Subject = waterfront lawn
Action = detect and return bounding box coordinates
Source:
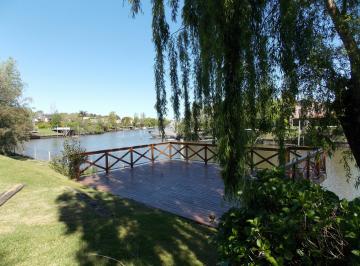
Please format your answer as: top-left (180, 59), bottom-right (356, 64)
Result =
top-left (35, 128), bottom-right (60, 136)
top-left (0, 155), bottom-right (217, 265)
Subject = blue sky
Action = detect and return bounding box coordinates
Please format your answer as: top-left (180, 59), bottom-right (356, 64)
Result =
top-left (0, 0), bottom-right (174, 117)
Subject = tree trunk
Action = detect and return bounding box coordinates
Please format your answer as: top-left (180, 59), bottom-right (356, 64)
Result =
top-left (325, 0), bottom-right (360, 167)
top-left (338, 84), bottom-right (360, 168)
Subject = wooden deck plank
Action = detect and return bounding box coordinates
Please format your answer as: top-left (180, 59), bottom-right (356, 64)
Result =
top-left (79, 161), bottom-right (232, 226)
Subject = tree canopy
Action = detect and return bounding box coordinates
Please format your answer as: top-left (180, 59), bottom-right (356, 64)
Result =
top-left (0, 58), bottom-right (32, 154)
top-left (129, 0), bottom-right (360, 195)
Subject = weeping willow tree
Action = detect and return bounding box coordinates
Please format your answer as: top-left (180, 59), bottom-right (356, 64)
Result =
top-left (129, 0), bottom-right (360, 196)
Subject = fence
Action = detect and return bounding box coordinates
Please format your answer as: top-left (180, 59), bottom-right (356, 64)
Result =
top-left (79, 142), bottom-right (216, 176)
top-left (78, 141), bottom-right (326, 181)
top-left (285, 148), bottom-right (326, 182)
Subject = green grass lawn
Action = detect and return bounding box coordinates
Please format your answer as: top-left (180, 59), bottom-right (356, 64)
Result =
top-left (0, 155), bottom-right (217, 265)
top-left (35, 128), bottom-right (60, 136)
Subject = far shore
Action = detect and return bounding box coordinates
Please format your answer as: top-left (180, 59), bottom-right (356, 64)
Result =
top-left (30, 127), bottom-right (156, 140)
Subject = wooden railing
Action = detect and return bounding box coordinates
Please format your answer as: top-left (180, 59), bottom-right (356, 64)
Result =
top-left (78, 142), bottom-right (326, 181)
top-left (285, 148), bottom-right (326, 182)
top-left (78, 142), bottom-right (217, 176)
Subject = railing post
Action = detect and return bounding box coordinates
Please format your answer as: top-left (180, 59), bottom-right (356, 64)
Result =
top-left (292, 163), bottom-right (296, 179)
top-left (169, 143), bottom-right (172, 159)
top-left (205, 145), bottom-right (208, 165)
top-left (105, 152), bottom-right (109, 174)
top-left (151, 144), bottom-right (154, 163)
top-left (185, 144), bottom-right (189, 162)
top-left (130, 147), bottom-right (134, 168)
top-left (285, 148), bottom-right (290, 164)
top-left (315, 153), bottom-right (321, 177)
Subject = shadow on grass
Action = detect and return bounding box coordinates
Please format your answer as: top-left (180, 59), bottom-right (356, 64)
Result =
top-left (56, 188), bottom-right (217, 265)
top-left (8, 153), bottom-right (32, 161)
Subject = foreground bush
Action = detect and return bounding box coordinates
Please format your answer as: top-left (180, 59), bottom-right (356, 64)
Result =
top-left (50, 138), bottom-right (87, 179)
top-left (217, 170), bottom-right (360, 265)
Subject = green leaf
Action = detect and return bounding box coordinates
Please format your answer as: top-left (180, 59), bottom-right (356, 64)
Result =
top-left (351, 250), bottom-right (360, 256)
top-left (264, 251), bottom-right (279, 266)
top-left (256, 239), bottom-right (262, 248)
top-left (345, 232), bottom-right (357, 239)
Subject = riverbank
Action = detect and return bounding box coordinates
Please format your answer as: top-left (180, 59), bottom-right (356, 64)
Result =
top-left (0, 155), bottom-right (217, 265)
top-left (30, 127), bottom-right (156, 139)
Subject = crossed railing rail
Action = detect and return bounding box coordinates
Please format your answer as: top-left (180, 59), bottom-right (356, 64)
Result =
top-left (285, 148), bottom-right (326, 182)
top-left (78, 142), bottom-right (217, 176)
top-left (78, 141), bottom-right (326, 181)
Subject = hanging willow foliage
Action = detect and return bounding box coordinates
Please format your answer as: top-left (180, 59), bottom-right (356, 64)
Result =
top-left (151, 0), bottom-right (169, 139)
top-left (167, 38), bottom-right (181, 122)
top-left (130, 0), bottom-right (360, 196)
top-left (177, 30), bottom-right (192, 140)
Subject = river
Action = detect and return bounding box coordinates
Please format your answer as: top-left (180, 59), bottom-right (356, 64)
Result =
top-left (19, 130), bottom-right (161, 161)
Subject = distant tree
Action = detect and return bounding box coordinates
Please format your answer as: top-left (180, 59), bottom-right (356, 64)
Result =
top-left (0, 58), bottom-right (32, 154)
top-left (96, 119), bottom-right (108, 132)
top-left (140, 112), bottom-right (146, 127)
top-left (143, 117), bottom-right (157, 127)
top-left (78, 110), bottom-right (88, 119)
top-left (121, 117), bottom-right (133, 127)
top-left (36, 121), bottom-right (50, 129)
top-left (50, 112), bottom-right (63, 128)
top-left (108, 111), bottom-right (118, 129)
top-left (133, 113), bottom-right (139, 127)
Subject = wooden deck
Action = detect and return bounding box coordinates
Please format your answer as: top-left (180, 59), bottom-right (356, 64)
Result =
top-left (78, 142), bottom-right (325, 226)
top-left (79, 160), bottom-right (232, 226)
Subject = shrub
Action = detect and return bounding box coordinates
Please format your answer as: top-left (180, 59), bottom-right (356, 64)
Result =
top-left (339, 198), bottom-right (360, 265)
top-left (217, 170), bottom-right (360, 265)
top-left (50, 138), bottom-right (87, 179)
top-left (36, 122), bottom-right (49, 129)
